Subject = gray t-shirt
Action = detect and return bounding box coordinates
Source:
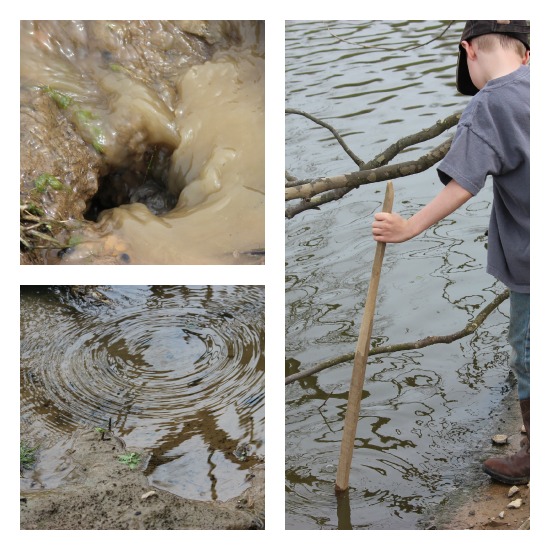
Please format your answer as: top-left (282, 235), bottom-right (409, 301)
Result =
top-left (437, 65), bottom-right (530, 293)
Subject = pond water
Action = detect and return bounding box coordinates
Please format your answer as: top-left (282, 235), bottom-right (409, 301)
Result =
top-left (285, 20), bottom-right (515, 529)
top-left (20, 285), bottom-right (264, 502)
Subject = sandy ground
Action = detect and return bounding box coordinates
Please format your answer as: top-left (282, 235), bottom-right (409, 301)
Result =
top-left (442, 477), bottom-right (529, 530)
top-left (436, 396), bottom-right (530, 530)
top-left (20, 429), bottom-right (264, 530)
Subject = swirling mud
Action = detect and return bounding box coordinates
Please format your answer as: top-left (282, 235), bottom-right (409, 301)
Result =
top-left (20, 21), bottom-right (264, 265)
top-left (20, 286), bottom-right (265, 526)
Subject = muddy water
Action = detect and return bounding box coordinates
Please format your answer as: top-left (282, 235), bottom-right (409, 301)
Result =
top-left (20, 286), bottom-right (264, 502)
top-left (20, 21), bottom-right (264, 264)
top-left (286, 21), bottom-right (515, 529)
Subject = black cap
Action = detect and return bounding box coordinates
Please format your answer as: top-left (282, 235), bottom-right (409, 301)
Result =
top-left (456, 20), bottom-right (530, 95)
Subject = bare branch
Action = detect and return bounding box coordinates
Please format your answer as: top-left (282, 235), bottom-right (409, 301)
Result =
top-left (286, 136), bottom-right (453, 202)
top-left (367, 112), bottom-right (461, 168)
top-left (326, 20), bottom-right (456, 52)
top-left (285, 111), bottom-right (461, 218)
top-left (285, 188), bottom-right (350, 218)
top-left (285, 108), bottom-right (365, 169)
top-left (285, 171), bottom-right (298, 182)
top-left (285, 290), bottom-right (510, 385)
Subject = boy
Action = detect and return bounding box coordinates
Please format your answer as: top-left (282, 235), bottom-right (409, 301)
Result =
top-left (372, 21), bottom-right (530, 484)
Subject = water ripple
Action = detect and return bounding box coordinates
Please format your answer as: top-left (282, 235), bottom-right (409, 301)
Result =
top-left (21, 285), bottom-right (264, 501)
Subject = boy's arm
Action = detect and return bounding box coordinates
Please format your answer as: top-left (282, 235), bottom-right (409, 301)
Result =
top-left (372, 179), bottom-right (473, 243)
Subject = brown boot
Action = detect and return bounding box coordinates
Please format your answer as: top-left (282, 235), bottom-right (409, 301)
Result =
top-left (482, 398), bottom-right (530, 485)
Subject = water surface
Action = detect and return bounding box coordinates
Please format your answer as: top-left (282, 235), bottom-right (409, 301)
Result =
top-left (286, 20), bottom-right (513, 530)
top-left (21, 285), bottom-right (264, 502)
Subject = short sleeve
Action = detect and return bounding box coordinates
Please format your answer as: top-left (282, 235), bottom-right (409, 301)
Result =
top-left (437, 123), bottom-right (502, 196)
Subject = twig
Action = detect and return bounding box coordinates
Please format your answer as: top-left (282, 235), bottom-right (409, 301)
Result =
top-left (285, 187), bottom-right (351, 219)
top-left (285, 290), bottom-right (510, 385)
top-left (326, 20), bottom-right (456, 52)
top-left (365, 112), bottom-right (461, 170)
top-left (317, 387), bottom-right (337, 410)
top-left (285, 108), bottom-right (365, 169)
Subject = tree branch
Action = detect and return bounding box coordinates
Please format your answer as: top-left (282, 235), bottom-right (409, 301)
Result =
top-left (326, 21), bottom-right (456, 53)
top-left (285, 290), bottom-right (510, 385)
top-left (285, 108), bottom-right (365, 169)
top-left (285, 111), bottom-right (461, 218)
top-left (286, 136), bottom-right (453, 201)
top-left (365, 112), bottom-right (461, 169)
top-left (285, 187), bottom-right (351, 218)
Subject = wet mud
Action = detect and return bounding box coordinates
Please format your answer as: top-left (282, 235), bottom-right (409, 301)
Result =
top-left (20, 429), bottom-right (264, 530)
top-left (427, 391), bottom-right (530, 530)
top-left (20, 21), bottom-right (264, 265)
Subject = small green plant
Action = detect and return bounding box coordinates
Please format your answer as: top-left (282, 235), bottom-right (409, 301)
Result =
top-left (118, 452), bottom-right (141, 469)
top-left (92, 138), bottom-right (106, 154)
top-left (20, 442), bottom-right (39, 471)
top-left (42, 86), bottom-right (73, 109)
top-left (24, 202), bottom-right (44, 216)
top-left (109, 63), bottom-right (132, 75)
top-left (73, 109), bottom-right (106, 154)
top-left (34, 173), bottom-right (64, 193)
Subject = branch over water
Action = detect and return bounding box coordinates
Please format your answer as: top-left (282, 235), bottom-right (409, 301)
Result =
top-left (285, 111), bottom-right (461, 218)
top-left (285, 290), bottom-right (509, 385)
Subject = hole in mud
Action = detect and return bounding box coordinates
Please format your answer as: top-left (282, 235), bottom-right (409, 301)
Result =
top-left (84, 144), bottom-right (178, 221)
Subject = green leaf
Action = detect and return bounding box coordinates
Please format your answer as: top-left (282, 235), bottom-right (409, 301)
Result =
top-left (118, 452), bottom-right (141, 469)
top-left (34, 173), bottom-right (64, 193)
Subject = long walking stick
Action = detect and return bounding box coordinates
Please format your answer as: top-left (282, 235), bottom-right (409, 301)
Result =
top-left (335, 181), bottom-right (394, 492)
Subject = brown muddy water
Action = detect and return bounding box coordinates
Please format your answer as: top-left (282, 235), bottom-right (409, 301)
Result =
top-left (20, 21), bottom-right (264, 265)
top-left (286, 20), bottom-right (519, 529)
top-left (20, 286), bottom-right (264, 502)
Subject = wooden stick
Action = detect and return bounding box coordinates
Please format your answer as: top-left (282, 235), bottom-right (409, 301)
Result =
top-left (335, 181), bottom-right (394, 493)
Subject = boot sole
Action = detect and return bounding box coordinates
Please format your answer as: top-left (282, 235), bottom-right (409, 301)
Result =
top-left (482, 464), bottom-right (530, 485)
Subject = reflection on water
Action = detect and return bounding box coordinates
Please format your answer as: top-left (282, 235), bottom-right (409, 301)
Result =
top-left (21, 286), bottom-right (264, 502)
top-left (286, 21), bottom-right (512, 529)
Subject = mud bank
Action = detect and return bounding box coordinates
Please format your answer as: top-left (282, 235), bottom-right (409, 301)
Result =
top-left (20, 21), bottom-right (264, 265)
top-left (20, 429), bottom-right (264, 530)
top-left (429, 391), bottom-right (530, 530)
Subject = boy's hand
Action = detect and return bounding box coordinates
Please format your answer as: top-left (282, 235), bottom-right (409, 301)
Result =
top-left (372, 212), bottom-right (413, 243)
top-left (372, 180), bottom-right (473, 244)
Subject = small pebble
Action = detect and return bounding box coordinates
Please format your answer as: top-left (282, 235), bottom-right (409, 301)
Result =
top-left (141, 490), bottom-right (157, 500)
top-left (508, 485), bottom-right (520, 497)
top-left (492, 434), bottom-right (509, 445)
top-left (507, 498), bottom-right (522, 509)
top-left (499, 511), bottom-right (505, 519)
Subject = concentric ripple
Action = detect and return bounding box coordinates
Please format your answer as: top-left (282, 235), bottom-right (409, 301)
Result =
top-left (21, 285), bottom-right (264, 501)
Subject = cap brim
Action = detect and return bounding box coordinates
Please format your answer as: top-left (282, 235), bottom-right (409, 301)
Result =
top-left (456, 46), bottom-right (479, 96)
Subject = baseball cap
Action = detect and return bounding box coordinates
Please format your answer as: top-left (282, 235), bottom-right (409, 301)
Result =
top-left (456, 20), bottom-right (530, 95)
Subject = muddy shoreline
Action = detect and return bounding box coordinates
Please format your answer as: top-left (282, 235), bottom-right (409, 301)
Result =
top-left (429, 389), bottom-right (530, 530)
top-left (20, 429), bottom-right (264, 530)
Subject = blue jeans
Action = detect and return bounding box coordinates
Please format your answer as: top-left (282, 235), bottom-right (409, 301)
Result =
top-left (509, 291), bottom-right (530, 400)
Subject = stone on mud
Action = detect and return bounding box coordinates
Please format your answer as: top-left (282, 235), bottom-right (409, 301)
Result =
top-left (507, 498), bottom-right (522, 509)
